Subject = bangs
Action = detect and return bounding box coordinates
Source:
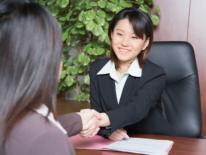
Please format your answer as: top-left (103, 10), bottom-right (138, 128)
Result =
top-left (128, 14), bottom-right (147, 39)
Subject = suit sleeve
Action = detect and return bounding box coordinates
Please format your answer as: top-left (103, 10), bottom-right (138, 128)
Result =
top-left (106, 73), bottom-right (166, 132)
top-left (30, 127), bottom-right (75, 155)
top-left (58, 113), bottom-right (82, 136)
top-left (89, 62), bottom-right (113, 137)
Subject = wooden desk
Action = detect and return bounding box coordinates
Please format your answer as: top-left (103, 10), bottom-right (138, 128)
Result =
top-left (74, 134), bottom-right (206, 155)
top-left (57, 98), bottom-right (206, 155)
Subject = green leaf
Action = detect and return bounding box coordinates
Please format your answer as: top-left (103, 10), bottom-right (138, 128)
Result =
top-left (119, 0), bottom-right (132, 8)
top-left (93, 25), bottom-right (104, 36)
top-left (99, 33), bottom-right (107, 42)
top-left (78, 11), bottom-right (85, 21)
top-left (85, 10), bottom-right (96, 21)
top-left (139, 4), bottom-right (150, 13)
top-left (155, 6), bottom-right (161, 16)
top-left (145, 0), bottom-right (153, 6)
top-left (66, 66), bottom-right (79, 75)
top-left (83, 75), bottom-right (90, 85)
top-left (151, 15), bottom-right (160, 26)
top-left (85, 1), bottom-right (97, 9)
top-left (76, 22), bottom-right (84, 28)
top-left (57, 0), bottom-right (70, 8)
top-left (65, 75), bottom-right (75, 87)
top-left (84, 44), bottom-right (105, 56)
top-left (96, 47), bottom-right (105, 56)
top-left (97, 10), bottom-right (106, 18)
top-left (75, 92), bottom-right (90, 102)
top-left (98, 0), bottom-right (106, 8)
top-left (60, 70), bottom-right (67, 79)
top-left (77, 53), bottom-right (90, 66)
top-left (106, 2), bottom-right (118, 12)
top-left (62, 30), bottom-right (69, 41)
top-left (86, 21), bottom-right (96, 31)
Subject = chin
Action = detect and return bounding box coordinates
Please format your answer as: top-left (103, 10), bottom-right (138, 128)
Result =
top-left (117, 58), bottom-right (132, 63)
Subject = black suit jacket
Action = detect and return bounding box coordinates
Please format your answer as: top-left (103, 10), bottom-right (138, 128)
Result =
top-left (89, 57), bottom-right (167, 137)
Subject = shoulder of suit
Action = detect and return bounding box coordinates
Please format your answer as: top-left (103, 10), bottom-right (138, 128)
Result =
top-left (5, 112), bottom-right (69, 155)
top-left (89, 57), bottom-right (110, 73)
top-left (143, 59), bottom-right (166, 77)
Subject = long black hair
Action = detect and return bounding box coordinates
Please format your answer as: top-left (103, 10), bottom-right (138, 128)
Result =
top-left (0, 0), bottom-right (62, 145)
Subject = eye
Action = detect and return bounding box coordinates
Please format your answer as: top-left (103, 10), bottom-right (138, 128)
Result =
top-left (131, 35), bottom-right (138, 39)
top-left (116, 32), bottom-right (123, 36)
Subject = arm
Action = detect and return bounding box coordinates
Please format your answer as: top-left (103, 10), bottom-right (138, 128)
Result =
top-left (89, 61), bottom-right (112, 137)
top-left (89, 62), bottom-right (103, 112)
top-left (58, 113), bottom-right (82, 136)
top-left (58, 111), bottom-right (100, 137)
top-left (106, 73), bottom-right (166, 132)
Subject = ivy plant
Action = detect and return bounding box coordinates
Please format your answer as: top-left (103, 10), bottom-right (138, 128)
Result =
top-left (38, 0), bottom-right (160, 101)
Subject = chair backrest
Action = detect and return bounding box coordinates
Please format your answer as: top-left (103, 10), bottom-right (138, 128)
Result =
top-left (143, 41), bottom-right (202, 138)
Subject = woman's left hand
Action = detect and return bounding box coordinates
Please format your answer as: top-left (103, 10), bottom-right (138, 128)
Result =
top-left (108, 128), bottom-right (129, 141)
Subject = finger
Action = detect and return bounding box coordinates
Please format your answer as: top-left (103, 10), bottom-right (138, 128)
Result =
top-left (80, 127), bottom-right (99, 137)
top-left (84, 127), bottom-right (100, 138)
top-left (91, 109), bottom-right (101, 119)
top-left (109, 134), bottom-right (123, 141)
top-left (117, 130), bottom-right (129, 139)
top-left (109, 131), bottom-right (123, 141)
top-left (121, 132), bottom-right (129, 140)
top-left (81, 117), bottom-right (99, 133)
top-left (109, 130), bottom-right (128, 141)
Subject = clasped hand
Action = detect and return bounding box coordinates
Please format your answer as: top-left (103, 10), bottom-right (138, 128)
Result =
top-left (77, 109), bottom-right (110, 137)
top-left (78, 109), bottom-right (129, 141)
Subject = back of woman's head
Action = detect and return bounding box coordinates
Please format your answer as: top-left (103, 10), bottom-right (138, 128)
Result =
top-left (0, 0), bottom-right (62, 144)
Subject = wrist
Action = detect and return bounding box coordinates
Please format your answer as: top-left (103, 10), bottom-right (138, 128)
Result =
top-left (100, 113), bottom-right (111, 127)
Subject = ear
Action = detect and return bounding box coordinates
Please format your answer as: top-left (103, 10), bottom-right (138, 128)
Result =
top-left (142, 38), bottom-right (150, 51)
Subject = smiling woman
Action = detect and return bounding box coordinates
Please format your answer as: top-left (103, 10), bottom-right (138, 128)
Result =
top-left (110, 18), bottom-right (149, 72)
top-left (89, 7), bottom-right (167, 141)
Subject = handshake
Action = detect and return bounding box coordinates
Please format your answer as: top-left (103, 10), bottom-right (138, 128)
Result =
top-left (77, 109), bottom-right (110, 138)
top-left (77, 109), bottom-right (129, 141)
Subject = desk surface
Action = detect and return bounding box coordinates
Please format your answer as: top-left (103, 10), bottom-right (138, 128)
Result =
top-left (57, 98), bottom-right (206, 155)
top-left (75, 134), bottom-right (206, 155)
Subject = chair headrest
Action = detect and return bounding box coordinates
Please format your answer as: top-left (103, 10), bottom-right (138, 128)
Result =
top-left (148, 41), bottom-right (197, 83)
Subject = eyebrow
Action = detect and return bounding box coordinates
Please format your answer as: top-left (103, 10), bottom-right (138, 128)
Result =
top-left (115, 28), bottom-right (124, 32)
top-left (115, 28), bottom-right (136, 35)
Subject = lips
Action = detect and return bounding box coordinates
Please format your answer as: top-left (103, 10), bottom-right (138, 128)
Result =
top-left (118, 47), bottom-right (130, 53)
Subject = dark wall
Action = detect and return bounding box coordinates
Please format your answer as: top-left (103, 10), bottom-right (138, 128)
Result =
top-left (154, 0), bottom-right (206, 135)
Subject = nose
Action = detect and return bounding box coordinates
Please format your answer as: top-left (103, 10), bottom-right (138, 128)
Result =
top-left (121, 37), bottom-right (130, 46)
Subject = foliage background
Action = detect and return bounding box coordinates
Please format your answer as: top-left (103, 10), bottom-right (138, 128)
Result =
top-left (38, 0), bottom-right (160, 101)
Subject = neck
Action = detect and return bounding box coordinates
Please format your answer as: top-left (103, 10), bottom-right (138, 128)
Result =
top-left (117, 59), bottom-right (133, 74)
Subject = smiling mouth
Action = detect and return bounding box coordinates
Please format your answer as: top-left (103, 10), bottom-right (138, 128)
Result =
top-left (118, 48), bottom-right (130, 53)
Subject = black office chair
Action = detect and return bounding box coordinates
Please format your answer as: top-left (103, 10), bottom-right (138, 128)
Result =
top-left (130, 41), bottom-right (202, 138)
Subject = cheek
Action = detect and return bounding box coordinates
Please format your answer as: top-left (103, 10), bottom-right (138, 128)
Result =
top-left (132, 40), bottom-right (146, 50)
top-left (111, 38), bottom-right (119, 45)
top-left (111, 39), bottom-right (119, 49)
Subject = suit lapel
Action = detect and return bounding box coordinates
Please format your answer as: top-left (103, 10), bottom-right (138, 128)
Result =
top-left (98, 75), bottom-right (119, 108)
top-left (119, 61), bottom-right (156, 106)
top-left (119, 76), bottom-right (140, 105)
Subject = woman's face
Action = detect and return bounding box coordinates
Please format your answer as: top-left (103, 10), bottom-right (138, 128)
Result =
top-left (111, 18), bottom-right (149, 65)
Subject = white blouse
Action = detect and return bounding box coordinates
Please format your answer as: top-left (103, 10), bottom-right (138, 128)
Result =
top-left (34, 104), bottom-right (67, 134)
top-left (97, 58), bottom-right (142, 103)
